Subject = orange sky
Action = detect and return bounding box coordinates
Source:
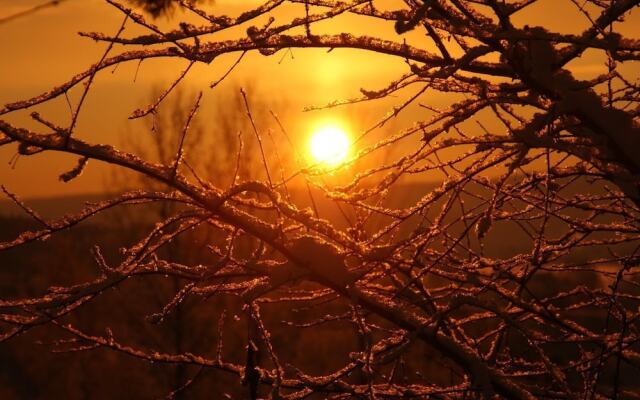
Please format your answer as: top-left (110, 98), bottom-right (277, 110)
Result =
top-left (0, 0), bottom-right (638, 198)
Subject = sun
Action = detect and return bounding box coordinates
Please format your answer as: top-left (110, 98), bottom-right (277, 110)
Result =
top-left (309, 124), bottom-right (351, 167)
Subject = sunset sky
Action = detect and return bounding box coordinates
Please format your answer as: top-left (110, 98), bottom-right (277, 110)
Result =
top-left (1, 0), bottom-right (638, 197)
top-left (1, 4), bottom-right (640, 398)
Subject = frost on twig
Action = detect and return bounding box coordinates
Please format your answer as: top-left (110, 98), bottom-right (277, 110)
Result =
top-left (1, 0), bottom-right (640, 398)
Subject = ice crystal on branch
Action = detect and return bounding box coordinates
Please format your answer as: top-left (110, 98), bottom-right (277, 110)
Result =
top-left (1, 0), bottom-right (640, 398)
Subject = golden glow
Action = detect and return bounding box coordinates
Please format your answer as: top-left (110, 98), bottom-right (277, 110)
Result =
top-left (309, 124), bottom-right (351, 166)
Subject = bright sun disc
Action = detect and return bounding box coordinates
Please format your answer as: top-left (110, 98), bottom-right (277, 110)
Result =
top-left (309, 125), bottom-right (350, 166)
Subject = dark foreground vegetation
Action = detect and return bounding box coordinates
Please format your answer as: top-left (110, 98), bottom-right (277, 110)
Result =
top-left (1, 179), bottom-right (638, 398)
